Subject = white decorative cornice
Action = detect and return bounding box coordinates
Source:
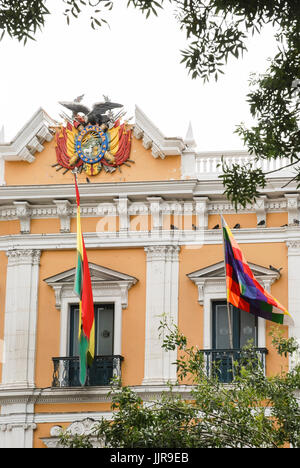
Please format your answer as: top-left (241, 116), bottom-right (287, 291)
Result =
top-left (134, 105), bottom-right (185, 159)
top-left (286, 240), bottom-right (300, 254)
top-left (0, 108), bottom-right (56, 164)
top-left (0, 227), bottom-right (299, 252)
top-left (0, 180), bottom-right (198, 204)
top-left (42, 419), bottom-right (104, 448)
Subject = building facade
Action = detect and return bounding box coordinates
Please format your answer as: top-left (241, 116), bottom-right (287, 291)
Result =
top-left (0, 106), bottom-right (299, 448)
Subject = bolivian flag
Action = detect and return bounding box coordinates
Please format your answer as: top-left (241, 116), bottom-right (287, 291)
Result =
top-left (74, 175), bottom-right (95, 385)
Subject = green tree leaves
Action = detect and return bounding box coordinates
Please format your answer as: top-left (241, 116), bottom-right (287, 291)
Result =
top-left (60, 324), bottom-right (300, 448)
top-left (0, 0), bottom-right (49, 43)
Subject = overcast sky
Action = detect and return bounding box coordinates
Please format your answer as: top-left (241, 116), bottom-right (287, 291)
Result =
top-left (0, 1), bottom-right (278, 151)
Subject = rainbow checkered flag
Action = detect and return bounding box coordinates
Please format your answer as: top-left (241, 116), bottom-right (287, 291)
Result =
top-left (74, 175), bottom-right (95, 385)
top-left (221, 216), bottom-right (293, 326)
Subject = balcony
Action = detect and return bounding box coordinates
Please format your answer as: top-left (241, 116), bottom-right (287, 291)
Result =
top-left (52, 355), bottom-right (124, 387)
top-left (200, 348), bottom-right (268, 383)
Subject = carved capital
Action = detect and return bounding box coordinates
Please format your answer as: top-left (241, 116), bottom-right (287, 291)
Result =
top-left (145, 245), bottom-right (180, 262)
top-left (6, 249), bottom-right (41, 267)
top-left (286, 240), bottom-right (300, 252)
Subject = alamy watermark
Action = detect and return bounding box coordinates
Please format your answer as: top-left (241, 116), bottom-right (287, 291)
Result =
top-left (95, 200), bottom-right (206, 250)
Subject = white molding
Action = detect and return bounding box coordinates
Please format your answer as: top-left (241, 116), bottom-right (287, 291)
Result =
top-left (0, 108), bottom-right (56, 163)
top-left (0, 226), bottom-right (298, 253)
top-left (143, 245), bottom-right (180, 386)
top-left (0, 196), bottom-right (293, 231)
top-left (41, 418), bottom-right (104, 448)
top-left (1, 249), bottom-right (41, 390)
top-left (0, 180), bottom-right (198, 204)
top-left (0, 179), bottom-right (298, 205)
top-left (44, 263), bottom-right (137, 358)
top-left (134, 105), bottom-right (185, 159)
top-left (286, 241), bottom-right (300, 359)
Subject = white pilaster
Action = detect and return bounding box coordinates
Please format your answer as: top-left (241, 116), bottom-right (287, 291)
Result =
top-left (0, 125), bottom-right (5, 186)
top-left (143, 245), bottom-right (180, 385)
top-left (286, 241), bottom-right (300, 350)
top-left (1, 249), bottom-right (41, 389)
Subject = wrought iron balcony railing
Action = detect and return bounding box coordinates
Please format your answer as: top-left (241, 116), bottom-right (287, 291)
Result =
top-left (200, 348), bottom-right (268, 384)
top-left (52, 355), bottom-right (124, 388)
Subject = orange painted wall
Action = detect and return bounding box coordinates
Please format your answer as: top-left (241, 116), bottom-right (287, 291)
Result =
top-left (35, 248), bottom-right (146, 389)
top-left (34, 422), bottom-right (69, 448)
top-left (0, 220), bottom-right (20, 235)
top-left (208, 212), bottom-right (288, 230)
top-left (4, 135), bottom-right (181, 186)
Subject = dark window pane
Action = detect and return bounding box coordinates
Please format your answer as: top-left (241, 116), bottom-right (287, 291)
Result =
top-left (69, 304), bottom-right (114, 356)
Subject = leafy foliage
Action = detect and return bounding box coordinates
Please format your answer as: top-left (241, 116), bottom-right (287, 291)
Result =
top-left (219, 156), bottom-right (266, 209)
top-left (0, 0), bottom-right (49, 43)
top-left (60, 322), bottom-right (300, 449)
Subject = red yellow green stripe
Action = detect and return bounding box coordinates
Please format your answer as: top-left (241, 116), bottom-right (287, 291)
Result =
top-left (74, 175), bottom-right (95, 385)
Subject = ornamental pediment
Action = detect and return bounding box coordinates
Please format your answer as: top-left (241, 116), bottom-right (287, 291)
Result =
top-left (44, 263), bottom-right (138, 310)
top-left (188, 261), bottom-right (280, 282)
top-left (187, 261), bottom-right (280, 306)
top-left (44, 263), bottom-right (138, 285)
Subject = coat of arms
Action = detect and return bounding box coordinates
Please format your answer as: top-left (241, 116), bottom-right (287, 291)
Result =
top-left (54, 96), bottom-right (133, 176)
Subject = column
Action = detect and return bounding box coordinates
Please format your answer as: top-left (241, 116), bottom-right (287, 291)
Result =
top-left (1, 249), bottom-right (41, 389)
top-left (286, 241), bottom-right (300, 355)
top-left (143, 245), bottom-right (180, 385)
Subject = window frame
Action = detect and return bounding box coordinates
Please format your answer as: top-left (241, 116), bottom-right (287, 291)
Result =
top-left (60, 295), bottom-right (122, 358)
top-left (212, 300), bottom-right (258, 349)
top-left (202, 286), bottom-right (266, 350)
top-left (68, 303), bottom-right (115, 357)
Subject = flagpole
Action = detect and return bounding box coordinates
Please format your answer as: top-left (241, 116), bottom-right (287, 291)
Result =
top-left (220, 216), bottom-right (233, 350)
